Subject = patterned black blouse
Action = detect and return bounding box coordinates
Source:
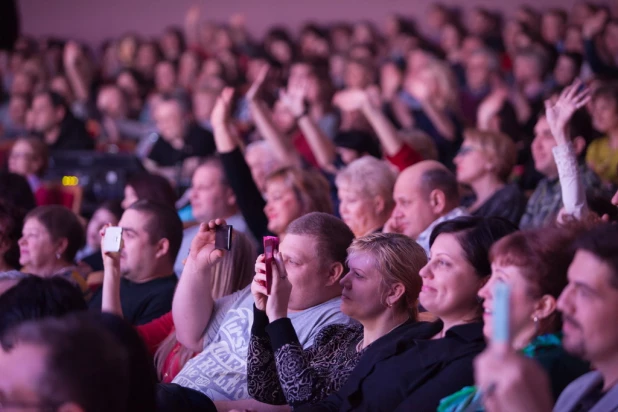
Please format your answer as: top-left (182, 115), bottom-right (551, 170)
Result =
top-left (247, 305), bottom-right (364, 407)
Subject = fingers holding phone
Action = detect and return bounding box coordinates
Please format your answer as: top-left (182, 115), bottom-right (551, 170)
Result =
top-left (187, 219), bottom-right (231, 271)
top-left (266, 251), bottom-right (292, 322)
top-left (251, 254), bottom-right (269, 311)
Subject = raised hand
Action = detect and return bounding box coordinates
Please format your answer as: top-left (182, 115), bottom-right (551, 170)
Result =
top-left (210, 87), bottom-right (235, 128)
top-left (265, 252), bottom-right (292, 321)
top-left (279, 80), bottom-right (308, 118)
top-left (63, 41), bottom-right (82, 68)
top-left (333, 89), bottom-right (370, 112)
top-left (99, 223), bottom-right (122, 269)
top-left (544, 80), bottom-right (590, 145)
top-left (185, 4), bottom-right (201, 26)
top-left (186, 219), bottom-right (227, 271)
top-left (246, 64), bottom-right (270, 102)
top-left (251, 254), bottom-right (269, 311)
top-left (582, 9), bottom-right (608, 39)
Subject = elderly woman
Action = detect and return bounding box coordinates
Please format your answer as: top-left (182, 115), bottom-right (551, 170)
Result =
top-left (454, 129), bottom-right (527, 224)
top-left (18, 205), bottom-right (90, 296)
top-left (298, 216), bottom-right (518, 411)
top-left (439, 227), bottom-right (590, 411)
top-left (336, 157), bottom-right (396, 237)
top-left (247, 232), bottom-right (428, 407)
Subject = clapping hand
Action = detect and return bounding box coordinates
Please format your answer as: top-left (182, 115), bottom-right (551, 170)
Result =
top-left (246, 65), bottom-right (270, 102)
top-left (210, 87), bottom-right (235, 128)
top-left (544, 79), bottom-right (590, 145)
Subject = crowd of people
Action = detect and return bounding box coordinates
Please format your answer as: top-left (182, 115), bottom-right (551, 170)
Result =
top-left (1, 1), bottom-right (618, 411)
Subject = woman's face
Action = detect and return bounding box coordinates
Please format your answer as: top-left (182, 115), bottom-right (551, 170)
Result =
top-left (419, 233), bottom-right (484, 320)
top-left (122, 185), bottom-right (139, 210)
top-left (136, 44), bottom-right (159, 74)
top-left (18, 218), bottom-right (59, 269)
top-left (155, 62), bottom-right (177, 94)
top-left (453, 139), bottom-right (492, 184)
top-left (440, 25), bottom-right (462, 54)
top-left (263, 178), bottom-right (302, 235)
top-left (340, 252), bottom-right (393, 321)
top-left (86, 208), bottom-right (119, 250)
top-left (338, 185), bottom-right (384, 237)
top-left (8, 140), bottom-right (41, 177)
top-left (479, 262), bottom-right (546, 344)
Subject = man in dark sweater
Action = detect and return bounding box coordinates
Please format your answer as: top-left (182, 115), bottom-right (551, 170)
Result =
top-left (89, 200), bottom-right (182, 325)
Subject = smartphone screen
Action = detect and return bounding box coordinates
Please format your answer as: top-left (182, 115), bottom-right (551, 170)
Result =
top-left (263, 236), bottom-right (279, 295)
top-left (214, 225), bottom-right (233, 251)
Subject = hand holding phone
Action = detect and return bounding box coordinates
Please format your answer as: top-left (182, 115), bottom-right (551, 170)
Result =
top-left (263, 236), bottom-right (279, 295)
top-left (102, 227), bottom-right (123, 253)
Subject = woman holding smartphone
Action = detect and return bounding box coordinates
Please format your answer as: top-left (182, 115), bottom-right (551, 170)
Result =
top-left (438, 227), bottom-right (590, 412)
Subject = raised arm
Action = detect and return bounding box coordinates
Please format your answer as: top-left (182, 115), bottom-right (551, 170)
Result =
top-left (247, 66), bottom-right (301, 167)
top-left (545, 80), bottom-right (591, 221)
top-left (63, 42), bottom-right (91, 103)
top-left (172, 220), bottom-right (226, 352)
top-left (184, 5), bottom-right (201, 50)
top-left (100, 225), bottom-right (123, 318)
top-left (280, 82), bottom-right (336, 171)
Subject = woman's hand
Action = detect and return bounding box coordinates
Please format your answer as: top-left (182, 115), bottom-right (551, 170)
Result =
top-left (186, 219), bottom-right (227, 272)
top-left (246, 65), bottom-right (270, 102)
top-left (544, 80), bottom-right (590, 146)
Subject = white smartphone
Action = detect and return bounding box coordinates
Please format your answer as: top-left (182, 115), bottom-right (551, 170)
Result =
top-left (102, 227), bottom-right (123, 253)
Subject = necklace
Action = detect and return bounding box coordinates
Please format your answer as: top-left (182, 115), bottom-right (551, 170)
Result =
top-left (356, 318), bottom-right (410, 353)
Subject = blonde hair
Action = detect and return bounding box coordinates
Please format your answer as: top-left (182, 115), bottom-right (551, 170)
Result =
top-left (265, 167), bottom-right (333, 216)
top-left (420, 60), bottom-right (459, 111)
top-left (153, 230), bottom-right (256, 380)
top-left (347, 233), bottom-right (427, 319)
top-left (335, 157), bottom-right (396, 220)
top-left (463, 128), bottom-right (517, 182)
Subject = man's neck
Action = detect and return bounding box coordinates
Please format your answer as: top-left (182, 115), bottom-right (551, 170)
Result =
top-left (125, 266), bottom-right (174, 284)
top-left (595, 354), bottom-right (618, 392)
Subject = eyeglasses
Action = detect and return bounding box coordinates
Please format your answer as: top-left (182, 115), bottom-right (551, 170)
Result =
top-left (456, 146), bottom-right (478, 157)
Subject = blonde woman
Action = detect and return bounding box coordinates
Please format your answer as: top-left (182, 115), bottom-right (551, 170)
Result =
top-left (336, 157), bottom-right (396, 237)
top-left (100, 225), bottom-right (255, 382)
top-left (454, 129), bottom-right (527, 224)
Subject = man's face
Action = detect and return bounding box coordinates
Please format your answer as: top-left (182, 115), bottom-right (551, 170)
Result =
top-left (513, 55), bottom-right (540, 85)
top-left (118, 209), bottom-right (162, 281)
top-left (592, 97), bottom-right (618, 133)
top-left (154, 101), bottom-right (185, 142)
top-left (558, 250), bottom-right (618, 364)
top-left (465, 53), bottom-right (491, 91)
top-left (189, 164), bottom-right (235, 223)
top-left (531, 116), bottom-right (559, 178)
top-left (391, 174), bottom-right (437, 240)
top-left (30, 95), bottom-right (61, 134)
top-left (281, 234), bottom-right (338, 311)
top-left (0, 342), bottom-right (49, 411)
top-left (553, 55), bottom-right (578, 87)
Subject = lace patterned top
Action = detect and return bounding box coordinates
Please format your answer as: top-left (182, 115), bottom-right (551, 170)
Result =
top-left (247, 305), bottom-right (364, 407)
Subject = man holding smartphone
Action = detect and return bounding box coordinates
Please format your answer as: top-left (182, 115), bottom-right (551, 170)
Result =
top-left (171, 212), bottom-right (353, 409)
top-left (88, 200), bottom-right (183, 325)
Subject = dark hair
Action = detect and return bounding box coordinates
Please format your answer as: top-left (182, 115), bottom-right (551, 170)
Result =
top-left (421, 167), bottom-right (460, 206)
top-left (12, 136), bottom-right (50, 177)
top-left (572, 223), bottom-right (618, 289)
top-left (538, 106), bottom-right (594, 155)
top-left (91, 313), bottom-right (157, 412)
top-left (0, 172), bottom-right (36, 214)
top-left (0, 313), bottom-right (130, 412)
top-left (34, 89), bottom-right (70, 113)
top-left (25, 205), bottom-right (85, 262)
top-left (286, 212), bottom-right (354, 272)
top-left (559, 52), bottom-right (584, 72)
top-left (126, 172), bottom-right (177, 209)
top-left (0, 276), bottom-right (87, 338)
top-left (490, 227), bottom-right (581, 333)
top-left (127, 200), bottom-right (183, 263)
top-left (0, 202), bottom-right (25, 269)
top-left (430, 216), bottom-right (519, 279)
top-left (96, 200), bottom-right (124, 222)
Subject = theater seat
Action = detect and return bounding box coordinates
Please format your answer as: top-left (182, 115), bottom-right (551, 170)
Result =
top-left (42, 182), bottom-right (84, 214)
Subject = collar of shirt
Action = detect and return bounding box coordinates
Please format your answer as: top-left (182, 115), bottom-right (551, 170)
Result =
top-left (416, 207), bottom-right (469, 255)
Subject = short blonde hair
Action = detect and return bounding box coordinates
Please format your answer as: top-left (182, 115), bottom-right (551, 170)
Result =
top-left (347, 233), bottom-right (426, 319)
top-left (464, 128), bottom-right (517, 182)
top-left (335, 157), bottom-right (396, 217)
top-left (419, 60), bottom-right (459, 111)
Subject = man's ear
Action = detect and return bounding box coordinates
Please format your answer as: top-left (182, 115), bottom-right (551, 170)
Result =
top-left (429, 189), bottom-right (447, 215)
top-left (326, 262), bottom-right (345, 287)
top-left (572, 136), bottom-right (587, 157)
top-left (155, 238), bottom-right (171, 260)
top-left (373, 195), bottom-right (386, 216)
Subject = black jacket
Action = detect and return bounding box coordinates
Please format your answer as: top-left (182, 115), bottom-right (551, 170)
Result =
top-left (297, 321), bottom-right (485, 412)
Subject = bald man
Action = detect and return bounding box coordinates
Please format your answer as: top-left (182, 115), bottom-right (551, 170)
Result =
top-left (386, 160), bottom-right (468, 254)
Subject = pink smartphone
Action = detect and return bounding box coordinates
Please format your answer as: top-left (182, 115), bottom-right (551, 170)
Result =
top-left (263, 236), bottom-right (279, 295)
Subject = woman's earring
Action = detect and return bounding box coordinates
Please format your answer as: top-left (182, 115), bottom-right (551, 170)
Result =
top-left (56, 252), bottom-right (61, 260)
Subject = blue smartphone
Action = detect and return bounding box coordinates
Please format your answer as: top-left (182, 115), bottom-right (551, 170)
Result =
top-left (492, 281), bottom-right (511, 345)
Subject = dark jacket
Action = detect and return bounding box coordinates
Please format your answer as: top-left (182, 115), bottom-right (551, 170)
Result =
top-left (297, 321), bottom-right (485, 412)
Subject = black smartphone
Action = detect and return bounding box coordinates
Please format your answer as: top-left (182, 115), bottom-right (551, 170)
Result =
top-left (214, 225), bottom-right (233, 251)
